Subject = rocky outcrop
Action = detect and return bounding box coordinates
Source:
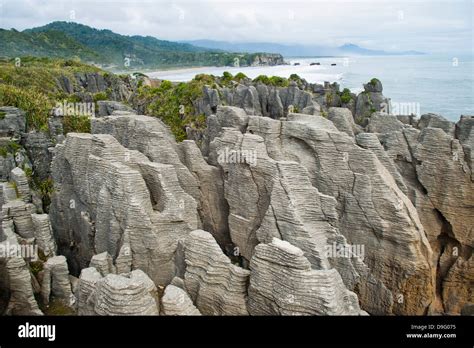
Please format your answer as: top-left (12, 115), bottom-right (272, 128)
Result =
top-left (250, 53), bottom-right (285, 67)
top-left (0, 107), bottom-right (26, 137)
top-left (85, 270), bottom-right (159, 315)
top-left (89, 252), bottom-right (116, 276)
top-left (10, 167), bottom-right (30, 202)
top-left (195, 83), bottom-right (321, 119)
top-left (76, 267), bottom-right (102, 315)
top-left (183, 230), bottom-right (249, 315)
top-left (367, 112), bottom-right (405, 134)
top-left (248, 238), bottom-right (363, 315)
top-left (31, 213), bottom-right (57, 257)
top-left (22, 132), bottom-right (54, 181)
top-left (1, 255), bottom-right (42, 315)
top-left (418, 113), bottom-right (455, 136)
top-left (2, 200), bottom-right (35, 239)
top-left (456, 115), bottom-right (474, 180)
top-left (96, 101), bottom-right (135, 117)
top-left (2, 72), bottom-right (470, 317)
top-left (161, 284), bottom-right (201, 315)
top-left (355, 80), bottom-right (389, 126)
top-left (328, 107), bottom-right (360, 137)
top-left (49, 132), bottom-right (198, 285)
top-left (375, 117), bottom-right (473, 314)
top-left (41, 255), bottom-right (75, 306)
top-left (206, 110), bottom-right (434, 315)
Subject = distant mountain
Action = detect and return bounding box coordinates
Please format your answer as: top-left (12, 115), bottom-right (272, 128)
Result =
top-left (183, 40), bottom-right (425, 57)
top-left (0, 22), bottom-right (285, 69)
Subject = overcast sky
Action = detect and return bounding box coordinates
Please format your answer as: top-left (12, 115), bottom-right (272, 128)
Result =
top-left (0, 0), bottom-right (472, 53)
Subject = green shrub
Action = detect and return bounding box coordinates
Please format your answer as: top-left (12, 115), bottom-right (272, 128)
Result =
top-left (222, 71), bottom-right (233, 80)
top-left (234, 72), bottom-right (248, 81)
top-left (0, 84), bottom-right (52, 131)
top-left (269, 76), bottom-right (289, 87)
top-left (193, 74), bottom-right (215, 85)
top-left (253, 75), bottom-right (271, 85)
top-left (143, 79), bottom-right (205, 141)
top-left (0, 111), bottom-right (6, 120)
top-left (340, 88), bottom-right (352, 104)
top-left (32, 177), bottom-right (54, 209)
top-left (370, 78), bottom-right (380, 86)
top-left (93, 92), bottom-right (108, 102)
top-left (62, 115), bottom-right (91, 134)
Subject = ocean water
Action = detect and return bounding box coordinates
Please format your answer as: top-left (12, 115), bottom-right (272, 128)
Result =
top-left (148, 54), bottom-right (473, 121)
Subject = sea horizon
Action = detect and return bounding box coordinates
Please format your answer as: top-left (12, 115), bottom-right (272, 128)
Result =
top-left (146, 53), bottom-right (473, 121)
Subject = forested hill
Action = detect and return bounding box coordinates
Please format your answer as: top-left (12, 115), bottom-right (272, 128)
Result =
top-left (0, 21), bottom-right (284, 70)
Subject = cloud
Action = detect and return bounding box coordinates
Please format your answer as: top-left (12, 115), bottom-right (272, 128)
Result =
top-left (0, 0), bottom-right (472, 53)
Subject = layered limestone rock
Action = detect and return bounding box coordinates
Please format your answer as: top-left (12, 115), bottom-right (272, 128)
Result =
top-left (91, 113), bottom-right (232, 247)
top-left (76, 267), bottom-right (102, 315)
top-left (49, 133), bottom-right (198, 285)
top-left (10, 168), bottom-right (30, 202)
top-left (248, 238), bottom-right (363, 315)
top-left (184, 230), bottom-right (249, 315)
top-left (206, 110), bottom-right (434, 315)
top-left (456, 115), bottom-right (474, 180)
top-left (178, 140), bottom-right (231, 247)
top-left (89, 252), bottom-right (116, 276)
top-left (375, 119), bottom-right (473, 314)
top-left (195, 83), bottom-right (321, 119)
top-left (328, 107), bottom-right (360, 137)
top-left (418, 113), bottom-right (455, 136)
top-left (86, 271), bottom-right (159, 315)
top-left (41, 255), bottom-right (75, 306)
top-left (161, 284), bottom-right (201, 315)
top-left (31, 214), bottom-right (57, 257)
top-left (0, 254), bottom-right (42, 315)
top-left (355, 80), bottom-right (389, 126)
top-left (96, 101), bottom-right (135, 117)
top-left (22, 132), bottom-right (55, 181)
top-left (367, 112), bottom-right (405, 134)
top-left (2, 200), bottom-right (35, 238)
top-left (91, 114), bottom-right (201, 202)
top-left (0, 107), bottom-right (26, 137)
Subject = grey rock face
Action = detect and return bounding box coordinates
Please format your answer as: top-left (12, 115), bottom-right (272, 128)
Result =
top-left (418, 113), bottom-right (455, 136)
top-left (86, 270), bottom-right (159, 315)
top-left (1, 255), bottom-right (42, 315)
top-left (49, 133), bottom-right (197, 285)
top-left (178, 140), bottom-right (231, 247)
top-left (456, 115), bottom-right (474, 180)
top-left (161, 284), bottom-right (201, 315)
top-left (91, 114), bottom-right (201, 204)
top-left (22, 132), bottom-right (54, 181)
top-left (0, 153), bottom-right (16, 182)
top-left (41, 255), bottom-right (75, 306)
top-left (76, 267), bottom-right (102, 315)
top-left (10, 167), bottom-right (30, 202)
top-left (378, 123), bottom-right (473, 314)
top-left (195, 83), bottom-right (321, 120)
top-left (0, 107), bottom-right (26, 137)
top-left (89, 252), bottom-right (116, 276)
top-left (2, 200), bottom-right (35, 238)
top-left (206, 110), bottom-right (434, 315)
top-left (184, 230), bottom-right (249, 315)
top-left (96, 101), bottom-right (135, 117)
top-left (328, 107), bottom-right (359, 136)
top-left (355, 80), bottom-right (389, 126)
top-left (31, 214), bottom-right (57, 257)
top-left (248, 238), bottom-right (363, 315)
top-left (355, 133), bottom-right (408, 194)
top-left (367, 112), bottom-right (405, 134)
